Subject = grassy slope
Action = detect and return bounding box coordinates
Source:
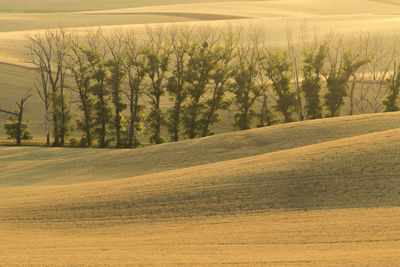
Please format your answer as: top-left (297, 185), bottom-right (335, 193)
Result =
top-left (2, 127), bottom-right (400, 222)
top-left (1, 113), bottom-right (400, 265)
top-left (1, 112), bottom-right (400, 186)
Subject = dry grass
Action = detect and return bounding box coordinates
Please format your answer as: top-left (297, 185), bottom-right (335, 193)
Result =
top-left (1, 208), bottom-right (399, 265)
top-left (1, 113), bottom-right (400, 265)
top-left (1, 112), bottom-right (400, 185)
top-left (2, 126), bottom-right (400, 220)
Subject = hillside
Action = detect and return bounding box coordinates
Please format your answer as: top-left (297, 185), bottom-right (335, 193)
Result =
top-left (2, 126), bottom-right (400, 221)
top-left (1, 112), bottom-right (400, 186)
top-left (1, 113), bottom-right (400, 265)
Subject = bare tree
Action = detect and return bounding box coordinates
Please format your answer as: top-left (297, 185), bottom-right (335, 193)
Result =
top-left (286, 24), bottom-right (304, 121)
top-left (1, 91), bottom-right (32, 145)
top-left (343, 35), bottom-right (370, 116)
top-left (33, 64), bottom-right (51, 146)
top-left (365, 34), bottom-right (397, 113)
top-left (26, 29), bottom-right (70, 146)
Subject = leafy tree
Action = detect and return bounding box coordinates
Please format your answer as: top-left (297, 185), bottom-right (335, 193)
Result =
top-left (383, 63), bottom-right (400, 112)
top-left (67, 38), bottom-right (95, 147)
top-left (167, 27), bottom-right (191, 141)
top-left (231, 42), bottom-right (262, 130)
top-left (183, 37), bottom-right (218, 138)
top-left (53, 92), bottom-right (73, 145)
top-left (265, 49), bottom-right (297, 123)
top-left (324, 49), bottom-right (368, 117)
top-left (1, 92), bottom-right (32, 145)
top-left (301, 44), bottom-right (328, 119)
top-left (257, 85), bottom-right (277, 127)
top-left (125, 33), bottom-right (147, 147)
top-left (84, 31), bottom-right (112, 147)
top-left (4, 119), bottom-right (32, 145)
top-left (201, 31), bottom-right (236, 136)
top-left (143, 28), bottom-right (171, 144)
top-left (104, 33), bottom-right (127, 148)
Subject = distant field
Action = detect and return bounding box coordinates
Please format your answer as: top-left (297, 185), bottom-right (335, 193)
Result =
top-left (1, 113), bottom-right (400, 265)
top-left (2, 0), bottom-right (400, 65)
top-left (0, 12), bottom-right (246, 32)
top-left (0, 0), bottom-right (265, 12)
top-left (371, 0), bottom-right (400, 5)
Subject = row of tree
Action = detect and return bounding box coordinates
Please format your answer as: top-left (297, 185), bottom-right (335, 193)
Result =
top-left (2, 26), bottom-right (400, 147)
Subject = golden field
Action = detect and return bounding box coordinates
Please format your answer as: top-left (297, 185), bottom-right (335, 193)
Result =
top-left (1, 0), bottom-right (400, 265)
top-left (1, 112), bottom-right (400, 265)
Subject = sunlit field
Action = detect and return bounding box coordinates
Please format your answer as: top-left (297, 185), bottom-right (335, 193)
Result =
top-left (1, 113), bottom-right (400, 265)
top-left (1, 0), bottom-right (400, 265)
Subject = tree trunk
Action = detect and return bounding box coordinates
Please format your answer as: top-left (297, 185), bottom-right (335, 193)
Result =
top-left (15, 112), bottom-right (22, 146)
top-left (60, 85), bottom-right (65, 146)
top-left (45, 107), bottom-right (50, 146)
top-left (128, 91), bottom-right (134, 148)
top-left (115, 95), bottom-right (121, 148)
top-left (172, 95), bottom-right (182, 142)
top-left (349, 79), bottom-right (356, 116)
top-left (99, 83), bottom-right (107, 147)
top-left (155, 95), bottom-right (162, 144)
top-left (52, 99), bottom-right (60, 146)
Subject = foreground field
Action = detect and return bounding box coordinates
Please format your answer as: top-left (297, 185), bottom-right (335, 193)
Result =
top-left (1, 208), bottom-right (399, 265)
top-left (1, 113), bottom-right (400, 265)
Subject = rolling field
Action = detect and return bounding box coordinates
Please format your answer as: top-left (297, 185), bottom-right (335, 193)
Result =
top-left (0, 0), bottom-right (263, 12)
top-left (1, 1), bottom-right (400, 265)
top-left (1, 113), bottom-right (400, 265)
